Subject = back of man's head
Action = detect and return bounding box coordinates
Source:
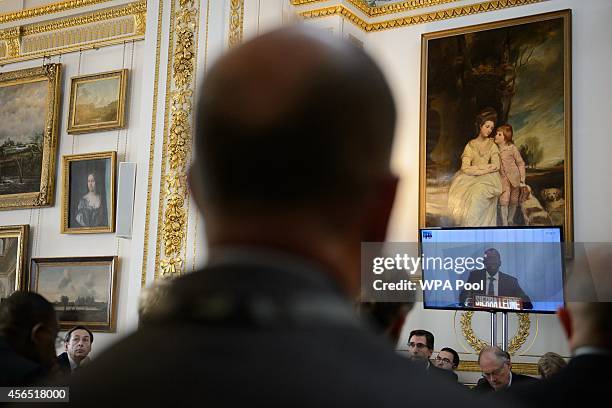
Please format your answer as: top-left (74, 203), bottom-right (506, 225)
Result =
top-left (0, 291), bottom-right (57, 365)
top-left (558, 302), bottom-right (612, 350)
top-left (192, 26), bottom-right (396, 226)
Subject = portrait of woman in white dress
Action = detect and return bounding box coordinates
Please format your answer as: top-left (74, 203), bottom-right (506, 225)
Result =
top-left (447, 107), bottom-right (503, 226)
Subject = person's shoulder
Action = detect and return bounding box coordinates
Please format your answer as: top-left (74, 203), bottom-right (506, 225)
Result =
top-left (512, 372), bottom-right (538, 383)
top-left (472, 377), bottom-right (493, 393)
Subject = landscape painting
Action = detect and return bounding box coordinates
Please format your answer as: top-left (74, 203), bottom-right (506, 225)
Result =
top-left (419, 10), bottom-right (573, 240)
top-left (67, 69), bottom-right (128, 134)
top-left (0, 64), bottom-right (61, 209)
top-left (0, 225), bottom-right (28, 302)
top-left (30, 256), bottom-right (118, 332)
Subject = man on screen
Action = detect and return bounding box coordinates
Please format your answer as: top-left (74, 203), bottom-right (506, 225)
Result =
top-left (458, 248), bottom-right (532, 309)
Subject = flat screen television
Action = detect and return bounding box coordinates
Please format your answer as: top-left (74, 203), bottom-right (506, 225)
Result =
top-left (419, 226), bottom-right (564, 314)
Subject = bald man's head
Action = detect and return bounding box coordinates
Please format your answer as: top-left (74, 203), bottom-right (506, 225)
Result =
top-left (193, 27), bottom-right (396, 219)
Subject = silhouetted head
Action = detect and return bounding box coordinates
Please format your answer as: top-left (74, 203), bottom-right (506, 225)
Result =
top-left (189, 26), bottom-right (398, 293)
top-left (0, 291), bottom-right (58, 369)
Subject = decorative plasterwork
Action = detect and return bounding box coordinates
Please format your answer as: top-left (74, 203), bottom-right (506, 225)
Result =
top-left (460, 311), bottom-right (531, 355)
top-left (141, 0), bottom-right (165, 287)
top-left (0, 1), bottom-right (146, 64)
top-left (298, 0), bottom-right (548, 32)
top-left (0, 0), bottom-right (114, 24)
top-left (155, 0), bottom-right (199, 280)
top-left (291, 0), bottom-right (461, 17)
top-left (228, 0), bottom-right (244, 47)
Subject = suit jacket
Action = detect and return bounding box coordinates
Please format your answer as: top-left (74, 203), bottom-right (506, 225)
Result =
top-left (473, 372), bottom-right (537, 393)
top-left (458, 269), bottom-right (533, 310)
top-left (427, 362), bottom-right (459, 383)
top-left (0, 336), bottom-right (49, 386)
top-left (506, 353), bottom-right (612, 408)
top-left (57, 352), bottom-right (72, 375)
top-left (62, 256), bottom-right (502, 407)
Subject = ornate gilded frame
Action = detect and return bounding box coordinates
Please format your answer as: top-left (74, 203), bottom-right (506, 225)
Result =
top-left (29, 256), bottom-right (118, 332)
top-left (61, 151), bottom-right (117, 234)
top-left (67, 69), bottom-right (128, 134)
top-left (0, 225), bottom-right (29, 299)
top-left (418, 10), bottom-right (573, 240)
top-left (0, 64), bottom-right (61, 210)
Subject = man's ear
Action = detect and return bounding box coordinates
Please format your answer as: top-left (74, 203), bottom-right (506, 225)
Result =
top-left (557, 307), bottom-right (572, 340)
top-left (364, 174), bottom-right (398, 242)
top-left (30, 322), bottom-right (45, 345)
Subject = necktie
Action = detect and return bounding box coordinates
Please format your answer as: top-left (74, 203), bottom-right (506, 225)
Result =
top-left (487, 276), bottom-right (495, 296)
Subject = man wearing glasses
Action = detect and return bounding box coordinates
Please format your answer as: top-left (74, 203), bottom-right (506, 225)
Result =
top-left (408, 330), bottom-right (458, 382)
top-left (474, 346), bottom-right (536, 392)
top-left (434, 347), bottom-right (460, 374)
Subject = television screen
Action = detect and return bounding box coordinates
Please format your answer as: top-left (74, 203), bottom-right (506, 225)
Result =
top-left (419, 226), bottom-right (564, 314)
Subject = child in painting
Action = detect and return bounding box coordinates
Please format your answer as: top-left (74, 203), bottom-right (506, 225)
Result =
top-left (494, 124), bottom-right (526, 226)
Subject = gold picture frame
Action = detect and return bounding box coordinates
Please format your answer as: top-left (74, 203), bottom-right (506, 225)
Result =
top-left (419, 10), bottom-right (573, 241)
top-left (67, 69), bottom-right (128, 134)
top-left (29, 256), bottom-right (118, 332)
top-left (0, 64), bottom-right (61, 209)
top-left (0, 225), bottom-right (29, 302)
top-left (61, 151), bottom-right (117, 234)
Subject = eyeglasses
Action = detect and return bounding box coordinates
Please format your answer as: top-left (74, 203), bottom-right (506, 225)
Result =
top-left (481, 363), bottom-right (508, 379)
top-left (435, 356), bottom-right (452, 365)
top-left (408, 342), bottom-right (429, 349)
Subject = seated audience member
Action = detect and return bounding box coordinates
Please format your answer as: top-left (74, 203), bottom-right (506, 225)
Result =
top-left (359, 301), bottom-right (412, 346)
top-left (408, 330), bottom-right (458, 382)
top-left (537, 352), bottom-right (566, 379)
top-left (0, 292), bottom-right (59, 386)
top-left (507, 303), bottom-right (612, 407)
top-left (435, 347), bottom-right (460, 375)
top-left (57, 326), bottom-right (93, 374)
top-left (61, 26), bottom-right (495, 407)
top-left (474, 346), bottom-right (536, 393)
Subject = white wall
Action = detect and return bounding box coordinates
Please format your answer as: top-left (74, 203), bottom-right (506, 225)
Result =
top-left (298, 0), bottom-right (612, 375)
top-left (0, 40), bottom-right (145, 356)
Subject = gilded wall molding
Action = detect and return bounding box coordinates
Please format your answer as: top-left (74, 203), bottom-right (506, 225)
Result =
top-left (155, 0), bottom-right (199, 280)
top-left (291, 0), bottom-right (462, 17)
top-left (141, 0), bottom-right (165, 287)
top-left (228, 0), bottom-right (244, 47)
top-left (460, 311), bottom-right (531, 355)
top-left (299, 0), bottom-right (548, 32)
top-left (0, 1), bottom-right (146, 64)
top-left (0, 0), bottom-right (114, 24)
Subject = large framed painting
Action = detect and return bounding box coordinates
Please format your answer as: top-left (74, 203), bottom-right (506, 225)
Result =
top-left (61, 151), bottom-right (117, 234)
top-left (29, 256), bottom-right (118, 332)
top-left (67, 69), bottom-right (128, 134)
top-left (419, 10), bottom-right (573, 241)
top-left (0, 225), bottom-right (28, 302)
top-left (0, 64), bottom-right (61, 209)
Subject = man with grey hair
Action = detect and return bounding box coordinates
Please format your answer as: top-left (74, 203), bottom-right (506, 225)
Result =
top-left (474, 346), bottom-right (536, 392)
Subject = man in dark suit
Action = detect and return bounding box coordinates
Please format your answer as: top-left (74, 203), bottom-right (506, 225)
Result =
top-left (64, 26), bottom-right (493, 407)
top-left (0, 292), bottom-right (59, 386)
top-left (434, 347), bottom-right (461, 379)
top-left (473, 346), bottom-right (537, 393)
top-left (459, 248), bottom-right (532, 309)
top-left (407, 329), bottom-right (459, 383)
top-left (506, 303), bottom-right (612, 407)
top-left (57, 326), bottom-right (93, 374)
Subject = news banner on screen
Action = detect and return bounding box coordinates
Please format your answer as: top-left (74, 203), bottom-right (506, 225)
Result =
top-left (419, 227), bottom-right (565, 314)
